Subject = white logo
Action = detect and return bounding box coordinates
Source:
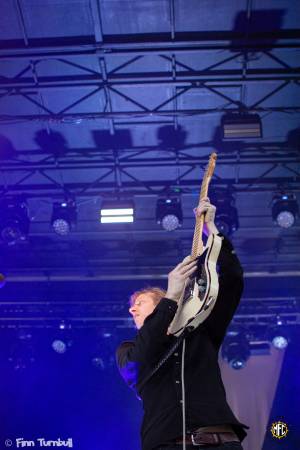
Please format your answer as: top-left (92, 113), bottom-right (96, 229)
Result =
top-left (5, 438), bottom-right (74, 448)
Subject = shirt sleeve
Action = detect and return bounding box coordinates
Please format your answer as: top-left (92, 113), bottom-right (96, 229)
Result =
top-left (202, 233), bottom-right (244, 349)
top-left (116, 298), bottom-right (178, 370)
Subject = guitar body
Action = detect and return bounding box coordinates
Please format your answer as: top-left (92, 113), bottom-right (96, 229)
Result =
top-left (168, 233), bottom-right (222, 336)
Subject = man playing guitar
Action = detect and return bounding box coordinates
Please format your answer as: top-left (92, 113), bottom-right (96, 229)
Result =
top-left (116, 197), bottom-right (249, 450)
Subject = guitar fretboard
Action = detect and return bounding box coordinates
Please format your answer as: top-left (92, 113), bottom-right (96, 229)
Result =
top-left (191, 153), bottom-right (217, 258)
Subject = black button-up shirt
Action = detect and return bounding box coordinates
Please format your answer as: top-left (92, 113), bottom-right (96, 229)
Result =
top-left (116, 235), bottom-right (250, 450)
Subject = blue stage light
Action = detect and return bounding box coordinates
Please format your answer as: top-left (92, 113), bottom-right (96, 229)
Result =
top-left (268, 325), bottom-right (290, 350)
top-left (221, 329), bottom-right (250, 370)
top-left (52, 339), bottom-right (67, 354)
top-left (51, 200), bottom-right (77, 235)
top-left (156, 197), bottom-right (182, 231)
top-left (272, 193), bottom-right (298, 228)
top-left (272, 336), bottom-right (288, 350)
top-left (0, 198), bottom-right (30, 245)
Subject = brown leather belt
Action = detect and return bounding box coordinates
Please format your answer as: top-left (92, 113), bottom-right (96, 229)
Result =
top-left (175, 430), bottom-right (240, 446)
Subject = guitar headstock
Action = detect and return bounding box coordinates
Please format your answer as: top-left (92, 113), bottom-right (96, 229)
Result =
top-left (205, 152), bottom-right (217, 178)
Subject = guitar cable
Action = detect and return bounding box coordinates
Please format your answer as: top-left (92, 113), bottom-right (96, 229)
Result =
top-left (135, 327), bottom-right (192, 450)
top-left (181, 338), bottom-right (187, 450)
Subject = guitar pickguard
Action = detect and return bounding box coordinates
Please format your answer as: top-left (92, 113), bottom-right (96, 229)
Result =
top-left (182, 249), bottom-right (208, 305)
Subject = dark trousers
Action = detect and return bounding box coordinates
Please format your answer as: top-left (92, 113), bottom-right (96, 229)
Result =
top-left (154, 442), bottom-right (243, 450)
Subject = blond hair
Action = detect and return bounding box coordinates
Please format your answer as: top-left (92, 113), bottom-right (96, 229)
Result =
top-left (129, 287), bottom-right (166, 306)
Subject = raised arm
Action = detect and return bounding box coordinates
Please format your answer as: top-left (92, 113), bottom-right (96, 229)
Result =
top-left (117, 298), bottom-right (177, 367)
top-left (194, 198), bottom-right (244, 348)
top-left (116, 255), bottom-right (199, 382)
top-left (202, 233), bottom-right (244, 348)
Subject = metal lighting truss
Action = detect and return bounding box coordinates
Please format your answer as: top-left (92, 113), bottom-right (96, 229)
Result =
top-left (1, 40), bottom-right (300, 120)
top-left (0, 1), bottom-right (299, 331)
top-left (1, 0), bottom-right (299, 119)
top-left (0, 148), bottom-right (299, 199)
top-left (0, 297), bottom-right (298, 330)
top-left (0, 47), bottom-right (299, 197)
top-left (0, 1), bottom-right (300, 198)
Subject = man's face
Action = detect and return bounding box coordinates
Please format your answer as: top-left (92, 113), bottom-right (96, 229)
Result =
top-left (129, 293), bottom-right (157, 329)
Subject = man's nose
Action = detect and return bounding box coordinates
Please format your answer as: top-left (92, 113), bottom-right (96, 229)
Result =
top-left (129, 305), bottom-right (137, 314)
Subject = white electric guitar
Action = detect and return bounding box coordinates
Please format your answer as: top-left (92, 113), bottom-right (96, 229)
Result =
top-left (168, 152), bottom-right (223, 337)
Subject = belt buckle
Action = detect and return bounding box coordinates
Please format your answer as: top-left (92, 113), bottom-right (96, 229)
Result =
top-left (191, 433), bottom-right (206, 446)
top-left (191, 432), bottom-right (220, 446)
top-left (191, 434), bottom-right (202, 446)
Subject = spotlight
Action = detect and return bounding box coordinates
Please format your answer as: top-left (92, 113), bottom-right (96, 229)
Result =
top-left (268, 325), bottom-right (290, 350)
top-left (222, 113), bottom-right (262, 139)
top-left (272, 193), bottom-right (298, 228)
top-left (51, 200), bottom-right (77, 235)
top-left (213, 194), bottom-right (239, 235)
top-left (272, 335), bottom-right (288, 350)
top-left (215, 208), bottom-right (239, 235)
top-left (52, 339), bottom-right (67, 354)
top-left (52, 322), bottom-right (73, 353)
top-left (90, 330), bottom-right (117, 370)
top-left (59, 321), bottom-right (66, 330)
top-left (0, 198), bottom-right (29, 245)
top-left (91, 356), bottom-right (105, 369)
top-left (100, 201), bottom-right (134, 223)
top-left (221, 329), bottom-right (250, 369)
top-left (8, 331), bottom-right (35, 370)
top-left (156, 197), bottom-right (183, 231)
top-left (276, 315), bottom-right (283, 326)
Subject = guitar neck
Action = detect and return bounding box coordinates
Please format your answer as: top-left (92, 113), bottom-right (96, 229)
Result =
top-left (191, 180), bottom-right (210, 258)
top-left (191, 153), bottom-right (217, 258)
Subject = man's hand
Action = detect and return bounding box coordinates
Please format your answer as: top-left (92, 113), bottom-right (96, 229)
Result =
top-left (194, 197), bottom-right (219, 236)
top-left (165, 256), bottom-right (197, 303)
top-left (166, 198), bottom-right (218, 303)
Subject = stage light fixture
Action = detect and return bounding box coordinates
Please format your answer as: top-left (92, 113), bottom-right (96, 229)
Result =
top-left (215, 208), bottom-right (239, 235)
top-left (8, 331), bottom-right (35, 370)
top-left (156, 197), bottom-right (183, 231)
top-left (221, 329), bottom-right (250, 370)
top-left (51, 200), bottom-right (77, 235)
top-left (52, 339), bottom-right (67, 354)
top-left (272, 335), bottom-right (288, 350)
top-left (92, 356), bottom-right (105, 369)
top-left (268, 325), bottom-right (290, 350)
top-left (100, 201), bottom-right (134, 223)
top-left (59, 321), bottom-right (66, 330)
top-left (212, 194), bottom-right (239, 235)
top-left (0, 198), bottom-right (30, 245)
top-left (222, 113), bottom-right (262, 139)
top-left (272, 193), bottom-right (298, 228)
top-left (52, 322), bottom-right (73, 354)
